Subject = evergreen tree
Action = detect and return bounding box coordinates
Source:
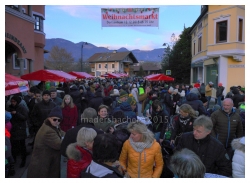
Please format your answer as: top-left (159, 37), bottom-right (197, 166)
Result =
top-left (137, 65), bottom-right (145, 77)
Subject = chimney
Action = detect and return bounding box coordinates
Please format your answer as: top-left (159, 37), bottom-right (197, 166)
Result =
top-left (113, 50), bottom-right (117, 53)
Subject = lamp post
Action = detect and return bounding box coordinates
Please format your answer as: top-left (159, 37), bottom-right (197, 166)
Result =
top-left (81, 42), bottom-right (88, 72)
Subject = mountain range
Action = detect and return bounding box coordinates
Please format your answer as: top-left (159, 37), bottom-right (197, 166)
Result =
top-left (44, 38), bottom-right (165, 62)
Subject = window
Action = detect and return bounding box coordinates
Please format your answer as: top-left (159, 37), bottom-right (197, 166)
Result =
top-left (112, 63), bottom-right (115, 69)
top-left (105, 63), bottom-right (108, 68)
top-left (33, 14), bottom-right (44, 31)
top-left (198, 36), bottom-right (202, 52)
top-left (216, 21), bottom-right (227, 43)
top-left (198, 22), bottom-right (202, 30)
top-left (12, 54), bottom-right (27, 69)
top-left (99, 64), bottom-right (101, 68)
top-left (193, 42), bottom-right (195, 55)
top-left (238, 18), bottom-right (243, 42)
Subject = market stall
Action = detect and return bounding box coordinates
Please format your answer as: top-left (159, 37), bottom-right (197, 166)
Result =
top-left (5, 73), bottom-right (29, 96)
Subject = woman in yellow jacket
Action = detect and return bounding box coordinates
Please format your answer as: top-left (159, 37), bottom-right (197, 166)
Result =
top-left (119, 121), bottom-right (163, 178)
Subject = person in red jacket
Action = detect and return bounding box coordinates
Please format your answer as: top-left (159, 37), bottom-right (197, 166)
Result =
top-left (60, 95), bottom-right (78, 132)
top-left (66, 127), bottom-right (97, 178)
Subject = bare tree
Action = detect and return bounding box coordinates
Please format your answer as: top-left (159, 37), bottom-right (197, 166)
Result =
top-left (45, 46), bottom-right (75, 72)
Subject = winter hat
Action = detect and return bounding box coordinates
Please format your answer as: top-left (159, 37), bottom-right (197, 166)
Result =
top-left (129, 93), bottom-right (133, 97)
top-left (200, 97), bottom-right (208, 104)
top-left (42, 90), bottom-right (51, 96)
top-left (173, 89), bottom-right (178, 93)
top-left (218, 82), bottom-right (223, 86)
top-left (190, 88), bottom-right (200, 96)
top-left (48, 106), bottom-right (63, 119)
top-left (113, 89), bottom-right (119, 95)
top-left (209, 81), bottom-right (213, 85)
top-left (103, 97), bottom-right (113, 106)
top-left (49, 86), bottom-right (57, 92)
top-left (168, 87), bottom-right (174, 93)
top-left (197, 80), bottom-right (200, 83)
top-left (119, 90), bottom-right (128, 98)
top-left (127, 96), bottom-right (136, 106)
top-left (133, 84), bottom-right (136, 88)
top-left (79, 86), bottom-right (84, 90)
top-left (11, 95), bottom-right (21, 104)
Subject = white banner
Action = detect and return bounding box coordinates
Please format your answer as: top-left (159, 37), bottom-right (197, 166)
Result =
top-left (101, 8), bottom-right (159, 27)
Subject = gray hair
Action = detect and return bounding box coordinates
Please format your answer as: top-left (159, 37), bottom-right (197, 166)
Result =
top-left (170, 148), bottom-right (206, 178)
top-left (76, 127), bottom-right (97, 148)
top-left (81, 107), bottom-right (97, 124)
top-left (193, 115), bottom-right (213, 132)
top-left (127, 121), bottom-right (154, 143)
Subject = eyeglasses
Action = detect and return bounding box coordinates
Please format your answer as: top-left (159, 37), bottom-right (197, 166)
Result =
top-left (52, 118), bottom-right (61, 122)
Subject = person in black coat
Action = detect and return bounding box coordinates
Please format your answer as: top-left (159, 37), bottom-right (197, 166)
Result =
top-left (29, 90), bottom-right (57, 147)
top-left (163, 87), bottom-right (174, 116)
top-left (150, 100), bottom-right (169, 143)
top-left (69, 85), bottom-right (82, 125)
top-left (183, 93), bottom-right (207, 116)
top-left (61, 107), bottom-right (104, 157)
top-left (176, 115), bottom-right (232, 177)
top-left (8, 95), bottom-right (29, 167)
top-left (88, 88), bottom-right (103, 113)
top-left (231, 88), bottom-right (244, 108)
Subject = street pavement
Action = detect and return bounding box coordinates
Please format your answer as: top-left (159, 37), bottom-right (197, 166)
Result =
top-left (11, 99), bottom-right (215, 178)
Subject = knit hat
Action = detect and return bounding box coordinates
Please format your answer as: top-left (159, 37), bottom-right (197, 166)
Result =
top-left (49, 86), bottom-right (57, 92)
top-left (103, 97), bottom-right (113, 106)
top-left (173, 89), bottom-right (178, 93)
top-left (200, 97), bottom-right (208, 104)
top-left (209, 81), bottom-right (213, 85)
top-left (218, 82), bottom-right (223, 86)
top-left (79, 86), bottom-right (84, 90)
top-left (48, 106), bottom-right (63, 119)
top-left (119, 90), bottom-right (128, 98)
top-left (129, 93), bottom-right (133, 97)
top-left (11, 95), bottom-right (21, 104)
top-left (127, 96), bottom-right (136, 105)
top-left (42, 90), bottom-right (51, 96)
top-left (240, 137), bottom-right (245, 145)
top-left (113, 89), bottom-right (119, 95)
top-left (197, 80), bottom-right (200, 83)
top-left (168, 87), bottom-right (174, 93)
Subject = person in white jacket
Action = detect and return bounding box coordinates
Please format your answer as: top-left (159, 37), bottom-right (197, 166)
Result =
top-left (231, 136), bottom-right (245, 178)
top-left (130, 84), bottom-right (139, 103)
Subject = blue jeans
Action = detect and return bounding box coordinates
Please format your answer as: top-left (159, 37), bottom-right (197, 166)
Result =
top-left (206, 96), bottom-right (211, 109)
top-left (217, 96), bottom-right (222, 107)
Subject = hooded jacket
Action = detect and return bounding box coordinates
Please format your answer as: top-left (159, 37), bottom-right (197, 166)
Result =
top-left (88, 89), bottom-right (103, 112)
top-left (114, 102), bottom-right (137, 122)
top-left (66, 143), bottom-right (92, 178)
top-left (69, 85), bottom-right (81, 110)
top-left (231, 137), bottom-right (245, 178)
top-left (184, 93), bottom-right (207, 116)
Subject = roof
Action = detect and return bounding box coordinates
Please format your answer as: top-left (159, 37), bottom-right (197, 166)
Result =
top-left (87, 51), bottom-right (138, 63)
top-left (132, 63), bottom-right (161, 71)
top-left (189, 5), bottom-right (208, 34)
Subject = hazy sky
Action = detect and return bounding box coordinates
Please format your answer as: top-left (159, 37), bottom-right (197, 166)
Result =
top-left (45, 4), bottom-right (201, 51)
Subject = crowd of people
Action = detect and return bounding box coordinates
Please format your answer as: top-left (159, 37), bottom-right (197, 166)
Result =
top-left (5, 77), bottom-right (245, 178)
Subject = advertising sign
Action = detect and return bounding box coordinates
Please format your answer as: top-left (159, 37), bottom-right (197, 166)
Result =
top-left (101, 8), bottom-right (159, 27)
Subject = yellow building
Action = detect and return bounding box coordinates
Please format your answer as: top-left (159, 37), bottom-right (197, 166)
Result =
top-left (190, 5), bottom-right (245, 93)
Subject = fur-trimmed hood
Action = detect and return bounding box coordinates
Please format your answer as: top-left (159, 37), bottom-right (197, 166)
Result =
top-left (66, 143), bottom-right (92, 161)
top-left (231, 137), bottom-right (245, 153)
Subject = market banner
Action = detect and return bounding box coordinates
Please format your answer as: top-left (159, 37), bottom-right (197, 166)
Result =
top-left (101, 8), bottom-right (159, 27)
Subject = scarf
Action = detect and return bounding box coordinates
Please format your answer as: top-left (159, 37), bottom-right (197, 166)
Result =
top-left (179, 115), bottom-right (191, 125)
top-left (129, 137), bottom-right (153, 153)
